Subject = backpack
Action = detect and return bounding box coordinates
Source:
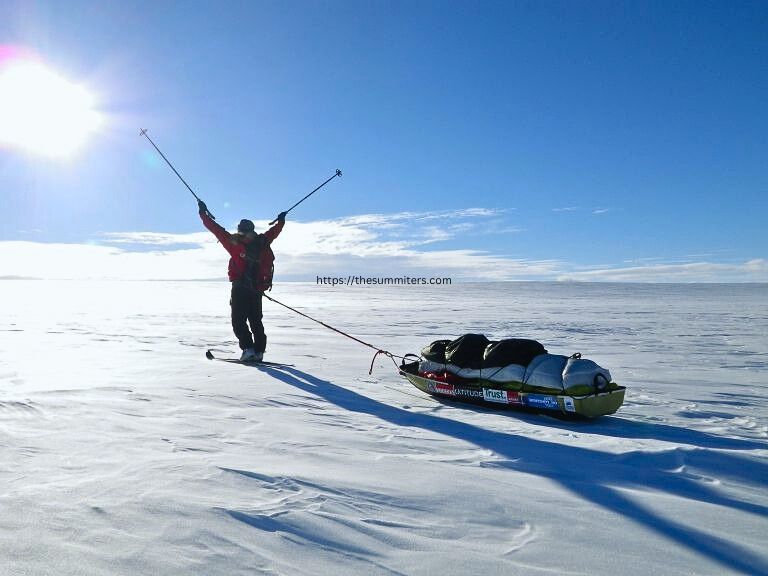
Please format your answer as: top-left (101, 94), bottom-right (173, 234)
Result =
top-left (240, 234), bottom-right (275, 291)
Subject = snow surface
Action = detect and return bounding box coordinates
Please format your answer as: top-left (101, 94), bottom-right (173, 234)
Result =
top-left (1, 280), bottom-right (766, 576)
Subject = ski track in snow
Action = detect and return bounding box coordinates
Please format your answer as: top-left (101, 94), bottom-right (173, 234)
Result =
top-left (0, 280), bottom-right (766, 576)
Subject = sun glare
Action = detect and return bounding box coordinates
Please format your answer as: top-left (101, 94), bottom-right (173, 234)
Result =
top-left (0, 59), bottom-right (102, 158)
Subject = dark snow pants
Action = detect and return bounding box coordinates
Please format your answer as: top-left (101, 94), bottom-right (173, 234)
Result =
top-left (231, 284), bottom-right (266, 352)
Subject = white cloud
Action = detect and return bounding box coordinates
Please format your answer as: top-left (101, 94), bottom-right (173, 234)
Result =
top-left (1, 210), bottom-right (765, 283)
top-left (557, 259), bottom-right (768, 283)
top-left (0, 240), bottom-right (223, 281)
top-left (0, 209), bottom-right (528, 281)
top-left (552, 206), bottom-right (579, 212)
top-left (101, 231), bottom-right (210, 246)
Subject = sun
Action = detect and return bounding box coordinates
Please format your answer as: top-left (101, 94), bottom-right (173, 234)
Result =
top-left (0, 58), bottom-right (102, 158)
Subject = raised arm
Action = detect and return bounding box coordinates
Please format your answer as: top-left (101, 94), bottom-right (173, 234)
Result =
top-left (198, 201), bottom-right (232, 246)
top-left (264, 211), bottom-right (286, 243)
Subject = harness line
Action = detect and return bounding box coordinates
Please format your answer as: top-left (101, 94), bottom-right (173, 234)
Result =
top-left (262, 293), bottom-right (405, 374)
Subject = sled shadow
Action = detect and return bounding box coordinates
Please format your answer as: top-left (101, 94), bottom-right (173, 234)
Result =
top-left (263, 365), bottom-right (768, 576)
top-left (253, 363), bottom-right (761, 450)
top-left (531, 413), bottom-right (765, 451)
top-left (388, 383), bottom-right (765, 452)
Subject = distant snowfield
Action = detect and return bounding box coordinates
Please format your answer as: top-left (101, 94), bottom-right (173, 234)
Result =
top-left (1, 280), bottom-right (766, 576)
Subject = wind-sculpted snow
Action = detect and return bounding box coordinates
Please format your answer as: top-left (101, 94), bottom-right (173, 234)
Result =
top-left (0, 280), bottom-right (766, 575)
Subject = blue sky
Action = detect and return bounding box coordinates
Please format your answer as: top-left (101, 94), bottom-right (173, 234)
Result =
top-left (1, 0), bottom-right (766, 281)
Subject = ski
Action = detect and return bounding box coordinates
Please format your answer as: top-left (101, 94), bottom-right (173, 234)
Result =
top-left (205, 349), bottom-right (294, 368)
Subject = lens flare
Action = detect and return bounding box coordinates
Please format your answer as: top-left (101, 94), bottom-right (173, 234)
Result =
top-left (0, 50), bottom-right (103, 158)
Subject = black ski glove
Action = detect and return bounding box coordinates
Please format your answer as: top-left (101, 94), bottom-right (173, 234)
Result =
top-left (198, 200), bottom-right (212, 218)
top-left (277, 211), bottom-right (287, 222)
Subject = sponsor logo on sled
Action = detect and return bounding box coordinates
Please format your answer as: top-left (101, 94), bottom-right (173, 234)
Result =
top-left (523, 394), bottom-right (560, 410)
top-left (454, 387), bottom-right (484, 399)
top-left (483, 388), bottom-right (507, 404)
top-left (483, 388), bottom-right (521, 405)
top-left (429, 382), bottom-right (455, 396)
top-left (564, 397), bottom-right (576, 412)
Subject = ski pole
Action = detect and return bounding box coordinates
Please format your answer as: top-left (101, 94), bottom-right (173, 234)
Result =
top-left (270, 169), bottom-right (342, 225)
top-left (140, 129), bottom-right (214, 219)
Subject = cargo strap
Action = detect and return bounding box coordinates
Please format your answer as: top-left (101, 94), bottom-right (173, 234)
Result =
top-left (263, 293), bottom-right (405, 374)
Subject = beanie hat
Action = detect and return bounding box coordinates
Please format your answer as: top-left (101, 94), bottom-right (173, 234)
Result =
top-left (237, 219), bottom-right (255, 234)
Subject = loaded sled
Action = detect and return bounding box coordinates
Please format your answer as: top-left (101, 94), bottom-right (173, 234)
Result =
top-left (399, 334), bottom-right (625, 418)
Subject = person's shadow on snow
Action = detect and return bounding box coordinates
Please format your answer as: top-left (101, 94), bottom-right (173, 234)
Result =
top-left (254, 364), bottom-right (768, 576)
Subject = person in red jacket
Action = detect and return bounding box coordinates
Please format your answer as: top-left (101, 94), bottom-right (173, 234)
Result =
top-left (198, 200), bottom-right (286, 362)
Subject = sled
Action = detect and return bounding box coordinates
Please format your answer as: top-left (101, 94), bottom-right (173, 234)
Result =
top-left (399, 360), bottom-right (626, 418)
